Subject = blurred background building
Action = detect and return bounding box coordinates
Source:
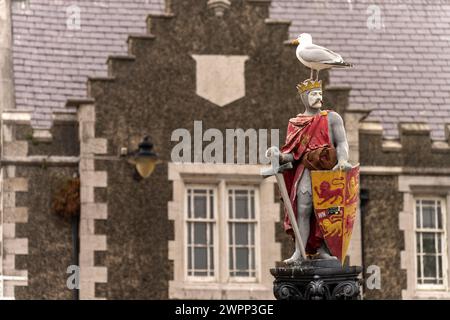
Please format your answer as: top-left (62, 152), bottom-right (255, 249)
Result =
top-left (0, 0), bottom-right (449, 299)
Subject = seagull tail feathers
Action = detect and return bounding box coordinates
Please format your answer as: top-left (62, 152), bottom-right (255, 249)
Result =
top-left (328, 61), bottom-right (353, 68)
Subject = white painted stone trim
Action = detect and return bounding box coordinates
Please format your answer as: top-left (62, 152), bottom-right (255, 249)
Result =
top-left (399, 175), bottom-right (450, 299)
top-left (400, 123), bottom-right (430, 134)
top-left (382, 140), bottom-right (402, 152)
top-left (191, 54), bottom-right (249, 107)
top-left (359, 121), bottom-right (383, 135)
top-left (77, 103), bottom-right (108, 300)
top-left (360, 166), bottom-right (450, 175)
top-left (344, 110), bottom-right (368, 267)
top-left (52, 111), bottom-right (77, 123)
top-left (32, 129), bottom-right (52, 143)
top-left (168, 163), bottom-right (280, 299)
top-left (0, 156), bottom-right (79, 165)
top-left (0, 118), bottom-right (29, 299)
top-left (1, 112), bottom-right (31, 124)
top-left (431, 141), bottom-right (450, 152)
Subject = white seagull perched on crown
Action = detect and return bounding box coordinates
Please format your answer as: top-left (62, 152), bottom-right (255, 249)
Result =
top-left (291, 33), bottom-right (352, 80)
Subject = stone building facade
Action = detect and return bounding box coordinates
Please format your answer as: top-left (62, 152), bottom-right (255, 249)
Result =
top-left (0, 0), bottom-right (449, 300)
top-left (359, 122), bottom-right (450, 299)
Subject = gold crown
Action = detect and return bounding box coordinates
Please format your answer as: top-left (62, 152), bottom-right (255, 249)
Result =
top-left (297, 80), bottom-right (322, 94)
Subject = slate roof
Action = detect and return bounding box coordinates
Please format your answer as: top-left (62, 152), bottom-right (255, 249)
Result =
top-left (11, 0), bottom-right (164, 127)
top-left (271, 0), bottom-right (450, 140)
top-left (11, 0), bottom-right (450, 140)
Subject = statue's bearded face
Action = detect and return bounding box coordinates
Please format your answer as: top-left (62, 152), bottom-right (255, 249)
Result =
top-left (307, 89), bottom-right (322, 109)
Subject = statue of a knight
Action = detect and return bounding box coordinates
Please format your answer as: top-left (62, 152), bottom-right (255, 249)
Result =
top-left (272, 79), bottom-right (355, 265)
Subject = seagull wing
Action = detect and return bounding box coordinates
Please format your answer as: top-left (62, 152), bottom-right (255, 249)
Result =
top-left (299, 44), bottom-right (346, 64)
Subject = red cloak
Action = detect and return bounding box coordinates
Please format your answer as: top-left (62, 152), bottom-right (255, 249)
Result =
top-left (280, 110), bottom-right (332, 254)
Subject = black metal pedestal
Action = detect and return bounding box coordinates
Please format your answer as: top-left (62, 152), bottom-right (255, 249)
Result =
top-left (270, 260), bottom-right (362, 300)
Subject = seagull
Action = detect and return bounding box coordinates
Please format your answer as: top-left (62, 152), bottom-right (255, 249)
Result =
top-left (291, 33), bottom-right (352, 80)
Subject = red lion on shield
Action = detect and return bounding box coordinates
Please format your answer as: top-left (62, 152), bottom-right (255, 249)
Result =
top-left (314, 176), bottom-right (345, 205)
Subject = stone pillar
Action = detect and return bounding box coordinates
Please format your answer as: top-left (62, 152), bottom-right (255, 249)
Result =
top-left (0, 0), bottom-right (15, 113)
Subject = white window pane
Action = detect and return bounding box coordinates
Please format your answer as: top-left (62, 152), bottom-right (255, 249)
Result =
top-left (228, 187), bottom-right (257, 279)
top-left (422, 205), bottom-right (435, 228)
top-left (415, 202), bottom-right (421, 228)
top-left (437, 204), bottom-right (442, 229)
top-left (251, 196), bottom-right (255, 219)
top-left (186, 187), bottom-right (216, 278)
top-left (229, 249), bottom-right (233, 273)
top-left (417, 255), bottom-right (422, 282)
top-left (422, 233), bottom-right (436, 254)
top-left (235, 195), bottom-right (249, 219)
top-left (416, 233), bottom-right (421, 253)
top-left (194, 247), bottom-right (207, 270)
top-left (235, 223), bottom-right (249, 245)
top-left (423, 279), bottom-right (436, 284)
top-left (209, 247), bottom-right (214, 271)
top-left (194, 195), bottom-right (207, 218)
top-left (194, 223), bottom-right (207, 245)
top-left (228, 194), bottom-right (233, 219)
top-left (236, 248), bottom-right (249, 270)
top-left (423, 255), bottom-right (437, 278)
top-left (250, 248), bottom-right (255, 270)
top-left (209, 225), bottom-right (214, 245)
top-left (188, 247), bottom-right (192, 271)
top-left (188, 222), bottom-right (192, 245)
top-left (437, 235), bottom-right (442, 254)
top-left (415, 198), bottom-right (447, 287)
top-left (188, 190), bottom-right (192, 218)
top-left (209, 192), bottom-right (214, 219)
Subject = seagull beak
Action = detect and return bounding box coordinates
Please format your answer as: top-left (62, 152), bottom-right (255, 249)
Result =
top-left (291, 39), bottom-right (300, 45)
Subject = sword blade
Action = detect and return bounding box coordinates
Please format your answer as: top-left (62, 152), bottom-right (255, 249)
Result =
top-left (274, 173), bottom-right (307, 260)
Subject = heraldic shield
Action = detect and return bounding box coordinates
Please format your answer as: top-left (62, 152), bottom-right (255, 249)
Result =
top-left (311, 165), bottom-right (360, 263)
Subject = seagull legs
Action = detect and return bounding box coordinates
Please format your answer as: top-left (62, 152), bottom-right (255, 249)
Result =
top-left (309, 69), bottom-right (320, 81)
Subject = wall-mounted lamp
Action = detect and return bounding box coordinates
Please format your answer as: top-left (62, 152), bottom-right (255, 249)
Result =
top-left (121, 136), bottom-right (160, 179)
top-left (207, 0), bottom-right (231, 17)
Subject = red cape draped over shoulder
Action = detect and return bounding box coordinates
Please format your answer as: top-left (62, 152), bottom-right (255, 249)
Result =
top-left (280, 110), bottom-right (332, 254)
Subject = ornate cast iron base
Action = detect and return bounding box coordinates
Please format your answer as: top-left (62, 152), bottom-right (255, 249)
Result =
top-left (270, 260), bottom-right (362, 300)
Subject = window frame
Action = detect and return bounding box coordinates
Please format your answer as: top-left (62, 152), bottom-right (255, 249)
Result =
top-left (169, 163), bottom-right (281, 299)
top-left (225, 185), bottom-right (260, 283)
top-left (184, 185), bottom-right (219, 283)
top-left (183, 183), bottom-right (261, 284)
top-left (414, 196), bottom-right (448, 291)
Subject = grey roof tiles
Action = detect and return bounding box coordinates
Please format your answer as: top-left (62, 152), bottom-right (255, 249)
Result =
top-left (271, 0), bottom-right (450, 140)
top-left (10, 0), bottom-right (450, 140)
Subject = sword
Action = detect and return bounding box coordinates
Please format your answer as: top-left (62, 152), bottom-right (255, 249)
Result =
top-left (261, 147), bottom-right (307, 261)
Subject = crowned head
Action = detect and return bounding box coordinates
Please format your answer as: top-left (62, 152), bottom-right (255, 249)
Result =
top-left (296, 80), bottom-right (323, 109)
top-left (297, 79), bottom-right (322, 94)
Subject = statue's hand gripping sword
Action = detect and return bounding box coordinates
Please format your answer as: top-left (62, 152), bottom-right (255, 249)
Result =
top-left (261, 147), bottom-right (307, 261)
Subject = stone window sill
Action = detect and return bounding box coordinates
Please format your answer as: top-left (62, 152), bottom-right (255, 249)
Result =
top-left (412, 290), bottom-right (450, 299)
top-left (169, 281), bottom-right (273, 299)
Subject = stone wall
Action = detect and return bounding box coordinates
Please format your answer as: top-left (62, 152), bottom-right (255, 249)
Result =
top-left (359, 121), bottom-right (450, 299)
top-left (1, 111), bottom-right (79, 299)
top-left (360, 174), bottom-right (405, 299)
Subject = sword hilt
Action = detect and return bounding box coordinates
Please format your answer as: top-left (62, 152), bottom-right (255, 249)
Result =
top-left (261, 161), bottom-right (293, 178)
